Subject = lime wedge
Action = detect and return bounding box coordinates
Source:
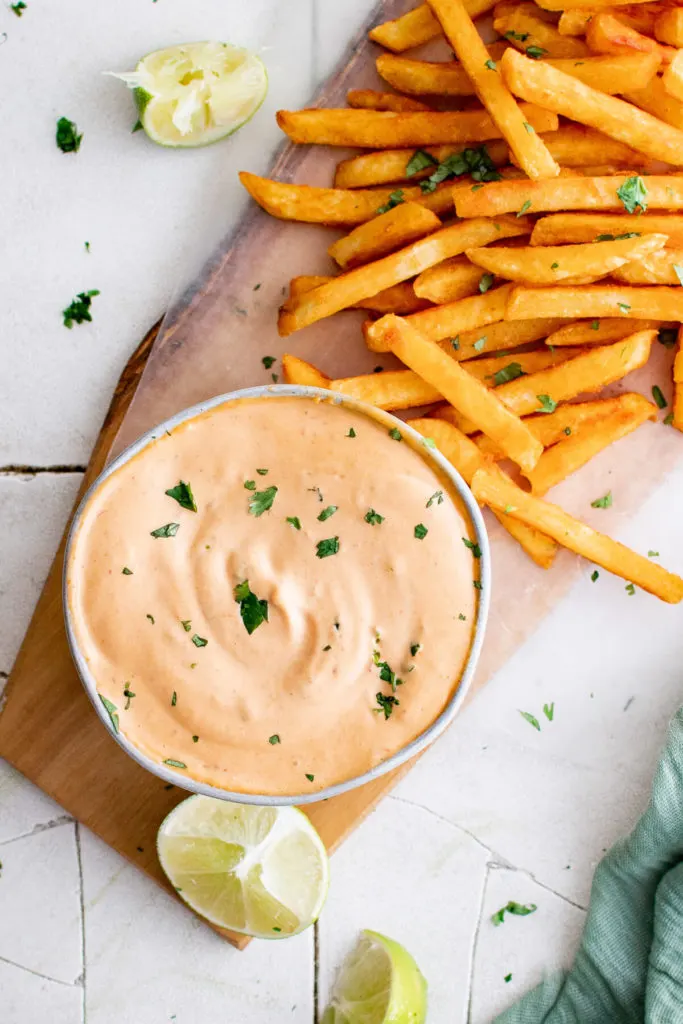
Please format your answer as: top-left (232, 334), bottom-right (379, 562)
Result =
top-left (109, 42), bottom-right (268, 147)
top-left (157, 795), bottom-right (328, 937)
top-left (322, 930), bottom-right (428, 1024)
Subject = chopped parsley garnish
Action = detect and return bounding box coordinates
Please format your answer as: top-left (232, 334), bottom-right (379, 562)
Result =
top-left (191, 634), bottom-right (208, 648)
top-left (648, 550), bottom-right (660, 558)
top-left (419, 144), bottom-right (502, 193)
top-left (323, 645), bottom-right (332, 652)
top-left (536, 394), bottom-right (557, 414)
top-left (305, 773), bottom-right (315, 782)
top-left (271, 373), bottom-right (279, 383)
top-left (410, 642), bottom-right (422, 656)
top-left (181, 620), bottom-right (191, 632)
top-left (652, 384), bottom-right (667, 409)
top-left (98, 695), bottom-right (119, 734)
top-left (269, 734), bottom-right (281, 745)
top-left (150, 522), bottom-right (180, 538)
top-left (253, 283), bottom-right (261, 291)
top-left (10, 2), bottom-right (27, 14)
top-left (346, 427), bottom-right (356, 438)
top-left (256, 468), bottom-right (269, 475)
top-left (422, 437), bottom-right (436, 449)
top-left (473, 580), bottom-right (483, 590)
top-left (492, 362), bottom-right (525, 386)
top-left (526, 45), bottom-right (547, 58)
top-left (625, 582), bottom-right (636, 596)
top-left (122, 567), bottom-right (133, 575)
top-left (132, 120), bottom-right (144, 133)
top-left (376, 189), bottom-right (405, 214)
top-left (591, 570), bottom-right (599, 582)
top-left (317, 505), bottom-right (338, 522)
top-left (262, 355), bottom-right (276, 369)
top-left (564, 427), bottom-right (572, 436)
top-left (492, 902), bottom-right (537, 925)
top-left (473, 336), bottom-right (487, 352)
top-left (505, 974), bottom-right (513, 983)
top-left (234, 580), bottom-right (269, 635)
top-left (192, 735), bottom-right (199, 743)
top-left (595, 232), bottom-right (640, 241)
top-left (56, 116), bottom-right (83, 153)
top-left (616, 175), bottom-right (648, 214)
top-left (146, 614), bottom-right (155, 624)
top-left (664, 412), bottom-right (674, 426)
top-left (377, 660), bottom-right (403, 693)
top-left (286, 516), bottom-right (301, 530)
top-left (505, 29), bottom-right (529, 40)
top-left (543, 702), bottom-right (555, 722)
top-left (163, 759), bottom-right (187, 769)
top-left (62, 289), bottom-right (99, 328)
top-left (248, 485), bottom-right (278, 516)
top-left (406, 149), bottom-right (437, 176)
top-left (550, 262), bottom-right (559, 270)
top-left (591, 491), bottom-right (612, 509)
top-left (165, 481), bottom-right (197, 512)
top-left (171, 691), bottom-right (177, 706)
top-left (479, 272), bottom-right (494, 293)
top-left (519, 710), bottom-right (541, 731)
top-left (426, 490), bottom-right (444, 508)
top-left (389, 427), bottom-right (402, 441)
top-left (459, 613), bottom-right (467, 621)
top-left (484, 58), bottom-right (497, 70)
top-left (123, 687), bottom-right (136, 710)
top-left (316, 537), bottom-right (340, 558)
top-left (517, 200), bottom-right (531, 217)
top-left (451, 336), bottom-right (460, 350)
top-left (414, 523), bottom-right (428, 539)
top-left (591, 320), bottom-right (600, 330)
top-left (523, 122), bottom-right (535, 134)
top-left (308, 486), bottom-right (324, 502)
top-left (375, 692), bottom-right (400, 719)
top-left (462, 537), bottom-right (482, 558)
top-left (617, 302), bottom-right (631, 313)
top-left (365, 508), bottom-right (385, 525)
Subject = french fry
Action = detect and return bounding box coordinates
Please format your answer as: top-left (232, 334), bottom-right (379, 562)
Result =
top-left (494, 4), bottom-right (590, 57)
top-left (559, 5), bottom-right (670, 37)
top-left (523, 393), bottom-right (656, 494)
top-left (376, 47), bottom-right (507, 97)
top-left (275, 105), bottom-right (559, 149)
top-left (506, 286), bottom-right (683, 322)
top-left (389, 283), bottom-right (515, 344)
top-left (539, 0), bottom-right (662, 11)
top-left (662, 50), bottom-right (683, 102)
top-left (624, 76), bottom-right (683, 131)
top-left (471, 465), bottom-right (683, 602)
top-left (239, 172), bottom-right (454, 226)
top-left (334, 140), bottom-right (509, 189)
top-left (545, 317), bottom-right (664, 345)
top-left (466, 233), bottom-right (667, 285)
top-left (499, 48), bottom-right (683, 165)
top-left (433, 316), bottom-right (573, 360)
top-left (368, 0), bottom-right (497, 52)
top-left (655, 8), bottom-right (683, 46)
top-left (531, 213), bottom-right (683, 246)
top-left (280, 217), bottom-right (530, 336)
top-left (545, 53), bottom-right (660, 95)
top-left (409, 416), bottom-right (558, 567)
top-left (282, 354), bottom-right (330, 389)
top-left (586, 12), bottom-right (677, 63)
top-left (414, 257), bottom-right (487, 304)
top-left (283, 355), bottom-right (442, 409)
top-left (461, 346), bottom-right (585, 382)
top-left (612, 247), bottom-right (683, 284)
top-left (558, 9), bottom-right (597, 35)
top-left (328, 202), bottom-right (442, 270)
top-left (370, 314), bottom-right (544, 470)
top-left (531, 125), bottom-right (656, 171)
top-left (455, 174), bottom-right (683, 219)
top-left (673, 325), bottom-right (683, 431)
top-left (426, 0), bottom-right (560, 180)
top-left (285, 276), bottom-right (430, 316)
top-left (346, 89), bottom-right (432, 113)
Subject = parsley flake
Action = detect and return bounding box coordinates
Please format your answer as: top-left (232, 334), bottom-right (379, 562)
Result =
top-left (150, 522), bottom-right (179, 538)
top-left (269, 734), bottom-right (281, 745)
top-left (419, 144), bottom-right (502, 193)
top-left (146, 614), bottom-right (155, 624)
top-left (414, 523), bottom-right (428, 539)
top-left (459, 613), bottom-right (467, 621)
top-left (305, 773), bottom-right (315, 782)
top-left (517, 200), bottom-right (531, 217)
top-left (519, 710), bottom-right (541, 731)
top-left (122, 567), bottom-right (133, 575)
top-left (664, 412), bottom-right (674, 425)
top-left (163, 759), bottom-right (187, 769)
top-left (505, 973), bottom-right (513, 983)
top-left (648, 550), bottom-right (660, 558)
top-left (181, 620), bottom-right (191, 632)
top-left (98, 695), bottom-right (119, 734)
top-left (591, 491), bottom-right (612, 509)
top-left (473, 580), bottom-right (483, 590)
top-left (376, 190), bottom-right (405, 215)
top-left (625, 582), bottom-right (636, 596)
top-left (346, 427), bottom-right (356, 438)
top-left (492, 902), bottom-right (537, 925)
top-left (505, 30), bottom-right (529, 40)
top-left (543, 702), bottom-right (555, 722)
top-left (62, 290), bottom-right (99, 328)
top-left (248, 486), bottom-right (278, 516)
top-left (171, 691), bottom-right (177, 706)
top-left (262, 356), bottom-right (276, 369)
top-left (616, 175), bottom-right (648, 214)
top-left (536, 394), bottom-right (557, 414)
top-left (234, 580), bottom-right (269, 635)
top-left (406, 149), bottom-right (437, 176)
top-left (10, 1), bottom-right (27, 14)
top-left (410, 642), bottom-right (422, 656)
top-left (56, 117), bottom-right (83, 153)
top-left (526, 45), bottom-right (547, 58)
top-left (618, 302), bottom-right (631, 313)
top-left (591, 320), bottom-right (600, 330)
top-left (652, 385), bottom-right (667, 409)
top-left (165, 481), bottom-right (197, 512)
top-left (316, 537), bottom-right (340, 558)
top-left (426, 490), bottom-right (444, 508)
top-left (286, 516), bottom-right (301, 530)
top-left (479, 272), bottom-right (494, 293)
top-left (462, 537), bottom-right (482, 558)
top-left (473, 336), bottom-right (487, 352)
top-left (484, 59), bottom-right (497, 70)
top-left (564, 427), bottom-right (572, 436)
top-left (317, 505), bottom-right (338, 522)
top-left (523, 121), bottom-right (535, 134)
top-left (389, 427), bottom-right (402, 441)
top-left (365, 508), bottom-right (385, 525)
top-left (375, 692), bottom-right (400, 719)
top-left (256, 468), bottom-right (269, 476)
top-left (451, 336), bottom-right (460, 350)
top-left (591, 570), bottom-right (599, 582)
top-left (492, 361), bottom-right (525, 386)
top-left (191, 634), bottom-right (208, 648)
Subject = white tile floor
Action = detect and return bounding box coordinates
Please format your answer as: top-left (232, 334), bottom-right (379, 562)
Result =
top-left (2, 1), bottom-right (682, 1022)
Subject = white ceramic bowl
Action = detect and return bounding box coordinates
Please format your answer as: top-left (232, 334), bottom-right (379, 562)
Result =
top-left (64, 385), bottom-right (491, 805)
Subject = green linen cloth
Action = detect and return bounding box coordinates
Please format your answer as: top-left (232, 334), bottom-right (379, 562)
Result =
top-left (496, 707), bottom-right (683, 1024)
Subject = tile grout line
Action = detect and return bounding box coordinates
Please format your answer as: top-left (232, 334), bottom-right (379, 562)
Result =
top-left (74, 823), bottom-right (87, 1024)
top-left (0, 952), bottom-right (79, 989)
top-left (466, 861), bottom-right (492, 1024)
top-left (0, 815), bottom-right (74, 848)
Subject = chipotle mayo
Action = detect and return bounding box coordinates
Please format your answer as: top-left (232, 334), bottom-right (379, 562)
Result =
top-left (66, 395), bottom-right (479, 796)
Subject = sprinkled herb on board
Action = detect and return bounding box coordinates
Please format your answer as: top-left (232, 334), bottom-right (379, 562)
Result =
top-left (316, 537), bottom-right (340, 558)
top-left (10, 2), bottom-right (27, 14)
top-left (262, 356), bottom-right (276, 369)
top-left (234, 580), bottom-right (269, 634)
top-left (591, 570), bottom-right (600, 582)
top-left (56, 117), bottom-right (82, 153)
top-left (62, 290), bottom-right (99, 328)
top-left (591, 491), bottom-right (613, 509)
top-left (519, 710), bottom-right (541, 731)
top-left (150, 523), bottom-right (179, 538)
top-left (652, 385), bottom-right (667, 409)
top-left (543, 702), bottom-right (555, 722)
top-left (492, 901), bottom-right (537, 925)
top-left (165, 481), bottom-right (197, 512)
top-left (625, 582), bottom-right (636, 595)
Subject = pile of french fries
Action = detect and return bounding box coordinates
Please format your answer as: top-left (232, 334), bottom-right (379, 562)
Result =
top-left (239, 0), bottom-right (683, 603)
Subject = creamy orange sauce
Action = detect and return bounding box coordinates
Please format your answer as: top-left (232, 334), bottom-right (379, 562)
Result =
top-left (66, 396), bottom-right (479, 795)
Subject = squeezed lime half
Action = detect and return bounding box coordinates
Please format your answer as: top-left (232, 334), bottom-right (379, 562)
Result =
top-left (109, 41), bottom-right (268, 147)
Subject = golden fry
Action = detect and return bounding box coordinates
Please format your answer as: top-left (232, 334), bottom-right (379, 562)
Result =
top-left (282, 354), bottom-right (330, 389)
top-left (371, 314), bottom-right (543, 470)
top-left (530, 213), bottom-right (683, 246)
top-left (434, 316), bottom-right (572, 361)
top-left (506, 286), bottom-right (683, 322)
top-left (500, 48), bottom-right (683, 165)
top-left (471, 465), bottom-right (683, 602)
top-left (673, 326), bottom-right (683, 431)
top-left (465, 233), bottom-right (666, 285)
top-left (414, 257), bottom-right (486, 304)
top-left (655, 8), bottom-right (683, 46)
top-left (547, 54), bottom-right (659, 96)
top-left (283, 355), bottom-right (442, 410)
top-left (541, 0), bottom-right (660, 10)
top-left (368, 0), bottom-right (496, 51)
top-left (461, 346), bottom-right (585, 382)
top-left (328, 202), bottom-right (441, 270)
top-left (456, 174), bottom-right (683, 219)
top-left (280, 217), bottom-right (529, 337)
top-left (544, 317), bottom-right (664, 346)
top-left (612, 248), bottom-right (683, 284)
top-left (409, 416), bottom-right (557, 567)
top-left (586, 12), bottom-right (676, 63)
top-left (662, 50), bottom-right (683, 103)
top-left (532, 124), bottom-right (656, 170)
top-left (375, 54), bottom-right (483, 98)
top-left (334, 140), bottom-right (509, 189)
top-left (494, 4), bottom-right (590, 57)
top-left (393, 283), bottom-right (515, 344)
top-left (287, 276), bottom-right (429, 315)
top-left (624, 76), bottom-right (683, 132)
top-left (427, 0), bottom-right (560, 180)
top-left (346, 89), bottom-right (432, 113)
top-left (523, 392), bottom-right (656, 494)
top-left (276, 105), bottom-right (558, 149)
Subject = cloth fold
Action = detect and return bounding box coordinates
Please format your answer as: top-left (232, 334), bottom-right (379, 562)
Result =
top-left (496, 707), bottom-right (683, 1023)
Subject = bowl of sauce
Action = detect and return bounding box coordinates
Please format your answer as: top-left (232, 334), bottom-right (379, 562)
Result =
top-left (64, 386), bottom-right (490, 805)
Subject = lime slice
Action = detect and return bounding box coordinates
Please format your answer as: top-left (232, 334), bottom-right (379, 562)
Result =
top-left (157, 795), bottom-right (329, 938)
top-left (322, 930), bottom-right (428, 1024)
top-left (109, 42), bottom-right (268, 148)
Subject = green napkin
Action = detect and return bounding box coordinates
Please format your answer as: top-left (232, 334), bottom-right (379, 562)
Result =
top-left (496, 707), bottom-right (683, 1023)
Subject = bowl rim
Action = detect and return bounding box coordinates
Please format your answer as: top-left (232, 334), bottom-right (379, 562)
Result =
top-left (63, 384), bottom-right (491, 806)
